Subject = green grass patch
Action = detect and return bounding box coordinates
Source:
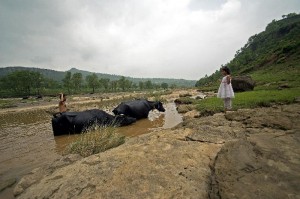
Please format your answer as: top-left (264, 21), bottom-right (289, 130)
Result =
top-left (0, 99), bottom-right (17, 109)
top-left (196, 88), bottom-right (300, 114)
top-left (65, 126), bottom-right (125, 157)
top-left (197, 85), bottom-right (218, 92)
top-left (195, 97), bottom-right (224, 114)
top-left (251, 65), bottom-right (300, 90)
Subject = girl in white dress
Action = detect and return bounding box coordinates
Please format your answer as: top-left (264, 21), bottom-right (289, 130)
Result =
top-left (217, 66), bottom-right (234, 113)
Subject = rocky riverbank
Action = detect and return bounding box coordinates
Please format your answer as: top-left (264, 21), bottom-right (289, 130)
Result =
top-left (14, 103), bottom-right (300, 199)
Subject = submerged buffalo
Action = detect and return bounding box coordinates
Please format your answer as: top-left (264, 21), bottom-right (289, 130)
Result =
top-left (52, 109), bottom-right (136, 136)
top-left (113, 99), bottom-right (166, 120)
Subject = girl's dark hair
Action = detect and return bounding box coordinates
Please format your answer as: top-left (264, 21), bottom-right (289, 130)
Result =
top-left (221, 66), bottom-right (231, 75)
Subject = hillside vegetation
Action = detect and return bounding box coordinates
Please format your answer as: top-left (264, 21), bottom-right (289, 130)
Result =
top-left (0, 67), bottom-right (196, 97)
top-left (0, 67), bottom-right (195, 88)
top-left (180, 13), bottom-right (300, 115)
top-left (196, 13), bottom-right (300, 89)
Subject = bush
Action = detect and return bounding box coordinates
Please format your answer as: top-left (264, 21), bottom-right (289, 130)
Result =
top-left (65, 126), bottom-right (125, 157)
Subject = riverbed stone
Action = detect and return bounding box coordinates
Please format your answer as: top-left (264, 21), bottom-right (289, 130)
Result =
top-left (211, 132), bottom-right (300, 199)
top-left (225, 105), bottom-right (299, 130)
top-left (231, 76), bottom-right (255, 92)
top-left (14, 154), bottom-right (82, 196)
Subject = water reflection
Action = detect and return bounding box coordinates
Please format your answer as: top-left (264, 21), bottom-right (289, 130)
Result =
top-left (117, 114), bottom-right (165, 137)
top-left (53, 134), bottom-right (80, 153)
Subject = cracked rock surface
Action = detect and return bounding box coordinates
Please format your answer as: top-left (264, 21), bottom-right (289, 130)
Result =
top-left (15, 104), bottom-right (300, 199)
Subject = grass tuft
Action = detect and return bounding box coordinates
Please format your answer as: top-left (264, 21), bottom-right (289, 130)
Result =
top-left (0, 99), bottom-right (17, 109)
top-left (65, 126), bottom-right (125, 157)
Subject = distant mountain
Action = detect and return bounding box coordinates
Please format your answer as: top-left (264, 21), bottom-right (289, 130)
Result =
top-left (196, 13), bottom-right (300, 87)
top-left (0, 66), bottom-right (66, 82)
top-left (68, 68), bottom-right (196, 86)
top-left (0, 66), bottom-right (196, 87)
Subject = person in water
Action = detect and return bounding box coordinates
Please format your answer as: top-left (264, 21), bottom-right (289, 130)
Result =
top-left (217, 66), bottom-right (234, 113)
top-left (53, 93), bottom-right (67, 118)
top-left (58, 93), bottom-right (67, 113)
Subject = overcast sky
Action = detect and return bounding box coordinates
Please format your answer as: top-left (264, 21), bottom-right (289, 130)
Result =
top-left (0, 0), bottom-right (299, 80)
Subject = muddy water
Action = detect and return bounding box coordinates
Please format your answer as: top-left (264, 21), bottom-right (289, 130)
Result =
top-left (54, 103), bottom-right (182, 151)
top-left (0, 102), bottom-right (182, 198)
top-left (0, 110), bottom-right (59, 199)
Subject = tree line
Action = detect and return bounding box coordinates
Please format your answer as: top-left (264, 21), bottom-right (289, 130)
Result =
top-left (0, 70), bottom-right (172, 97)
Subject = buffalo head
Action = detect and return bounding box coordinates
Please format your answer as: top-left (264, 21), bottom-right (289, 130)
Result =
top-left (155, 101), bottom-right (166, 112)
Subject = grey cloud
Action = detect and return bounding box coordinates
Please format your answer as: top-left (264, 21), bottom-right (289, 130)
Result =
top-left (188, 0), bottom-right (227, 11)
top-left (0, 0), bottom-right (299, 79)
top-left (31, 56), bottom-right (53, 64)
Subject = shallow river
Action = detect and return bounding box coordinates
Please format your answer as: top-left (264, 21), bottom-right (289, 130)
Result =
top-left (0, 102), bottom-right (182, 198)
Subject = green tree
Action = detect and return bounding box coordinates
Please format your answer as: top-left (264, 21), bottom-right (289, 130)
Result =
top-left (99, 78), bottom-right (110, 91)
top-left (139, 81), bottom-right (144, 90)
top-left (125, 79), bottom-right (133, 90)
top-left (32, 72), bottom-right (44, 95)
top-left (63, 72), bottom-right (72, 94)
top-left (282, 13), bottom-right (297, 19)
top-left (117, 76), bottom-right (133, 91)
top-left (44, 78), bottom-right (60, 89)
top-left (287, 13), bottom-right (298, 18)
top-left (86, 73), bottom-right (99, 93)
top-left (110, 80), bottom-right (118, 91)
top-left (118, 76), bottom-right (127, 91)
top-left (145, 80), bottom-right (153, 89)
top-left (132, 83), bottom-right (138, 90)
top-left (161, 82), bottom-right (169, 89)
top-left (1, 70), bottom-right (45, 96)
top-left (170, 84), bottom-right (177, 89)
top-left (18, 71), bottom-right (34, 94)
top-left (72, 73), bottom-right (83, 92)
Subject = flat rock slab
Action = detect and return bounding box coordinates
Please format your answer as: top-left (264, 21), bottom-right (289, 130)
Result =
top-left (211, 132), bottom-right (300, 199)
top-left (14, 129), bottom-right (221, 199)
top-left (225, 105), bottom-right (300, 130)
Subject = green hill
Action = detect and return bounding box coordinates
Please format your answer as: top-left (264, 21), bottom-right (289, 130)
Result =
top-left (0, 66), bottom-right (196, 87)
top-left (196, 13), bottom-right (300, 89)
top-left (0, 66), bottom-right (66, 82)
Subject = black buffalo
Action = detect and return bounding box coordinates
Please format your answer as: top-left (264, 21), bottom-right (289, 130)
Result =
top-left (112, 99), bottom-right (166, 120)
top-left (52, 109), bottom-right (136, 136)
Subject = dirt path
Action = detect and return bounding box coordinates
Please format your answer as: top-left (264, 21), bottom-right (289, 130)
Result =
top-left (13, 103), bottom-right (300, 199)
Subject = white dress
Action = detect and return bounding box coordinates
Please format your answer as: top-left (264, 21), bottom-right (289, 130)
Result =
top-left (217, 75), bottom-right (235, 98)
